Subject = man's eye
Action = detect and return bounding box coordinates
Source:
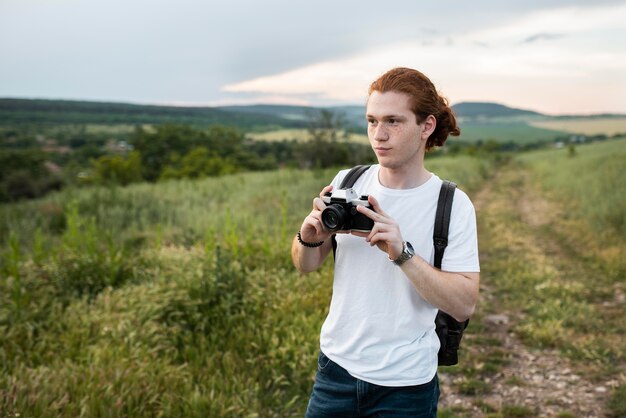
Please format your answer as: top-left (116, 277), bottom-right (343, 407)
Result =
top-left (367, 119), bottom-right (377, 125)
top-left (388, 119), bottom-right (397, 124)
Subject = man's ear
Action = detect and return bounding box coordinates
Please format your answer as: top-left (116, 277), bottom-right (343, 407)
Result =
top-left (420, 115), bottom-right (437, 141)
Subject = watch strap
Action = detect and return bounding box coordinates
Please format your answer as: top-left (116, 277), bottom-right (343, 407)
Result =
top-left (392, 241), bottom-right (414, 266)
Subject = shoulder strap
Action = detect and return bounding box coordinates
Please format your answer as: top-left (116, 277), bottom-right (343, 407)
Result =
top-left (433, 180), bottom-right (457, 269)
top-left (339, 165), bottom-right (371, 189)
top-left (332, 165), bottom-right (371, 258)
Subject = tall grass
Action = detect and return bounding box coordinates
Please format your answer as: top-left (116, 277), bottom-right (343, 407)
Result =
top-left (521, 138), bottom-right (626, 278)
top-left (518, 137), bottom-right (626, 243)
top-left (0, 156), bottom-right (492, 417)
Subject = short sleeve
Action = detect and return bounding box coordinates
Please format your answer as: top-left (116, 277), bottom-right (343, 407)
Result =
top-left (441, 189), bottom-right (480, 272)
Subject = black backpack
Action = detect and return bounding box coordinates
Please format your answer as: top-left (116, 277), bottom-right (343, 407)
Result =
top-left (331, 165), bottom-right (469, 366)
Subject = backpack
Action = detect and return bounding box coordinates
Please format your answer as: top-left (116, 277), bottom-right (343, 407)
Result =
top-left (331, 165), bottom-right (469, 366)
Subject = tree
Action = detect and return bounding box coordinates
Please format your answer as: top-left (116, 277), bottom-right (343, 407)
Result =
top-left (130, 125), bottom-right (202, 181)
top-left (92, 151), bottom-right (143, 185)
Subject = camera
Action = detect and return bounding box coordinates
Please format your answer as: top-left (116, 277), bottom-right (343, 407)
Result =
top-left (321, 188), bottom-right (374, 232)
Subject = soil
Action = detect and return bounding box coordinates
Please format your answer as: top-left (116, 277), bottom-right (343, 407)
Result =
top-left (439, 312), bottom-right (619, 417)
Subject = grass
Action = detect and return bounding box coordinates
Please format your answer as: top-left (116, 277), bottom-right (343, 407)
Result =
top-left (2, 138), bottom-right (624, 415)
top-left (608, 383), bottom-right (626, 417)
top-left (0, 155), bottom-right (493, 417)
top-left (518, 137), bottom-right (626, 243)
top-left (457, 121), bottom-right (566, 144)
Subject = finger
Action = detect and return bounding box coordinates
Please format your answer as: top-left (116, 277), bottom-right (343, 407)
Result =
top-left (314, 185), bottom-right (333, 209)
top-left (313, 197), bottom-right (327, 211)
top-left (366, 195), bottom-right (389, 218)
top-left (308, 213), bottom-right (327, 235)
top-left (350, 230), bottom-right (369, 238)
top-left (367, 222), bottom-right (385, 243)
top-left (368, 231), bottom-right (395, 246)
top-left (357, 204), bottom-right (387, 223)
top-left (319, 185), bottom-right (333, 199)
top-left (303, 215), bottom-right (324, 236)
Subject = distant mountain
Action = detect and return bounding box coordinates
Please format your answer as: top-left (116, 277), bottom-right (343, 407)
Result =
top-left (0, 98), bottom-right (309, 129)
top-left (2, 98), bottom-right (623, 133)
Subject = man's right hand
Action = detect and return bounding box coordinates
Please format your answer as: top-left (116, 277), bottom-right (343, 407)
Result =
top-left (298, 184), bottom-right (334, 245)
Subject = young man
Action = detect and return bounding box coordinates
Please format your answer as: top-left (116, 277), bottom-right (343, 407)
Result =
top-left (292, 67), bottom-right (480, 417)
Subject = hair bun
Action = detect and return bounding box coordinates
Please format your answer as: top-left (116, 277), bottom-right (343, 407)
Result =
top-left (428, 96), bottom-right (460, 149)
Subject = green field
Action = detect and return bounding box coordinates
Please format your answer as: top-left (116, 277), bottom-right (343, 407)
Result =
top-left (246, 128), bottom-right (369, 144)
top-left (528, 117), bottom-right (626, 136)
top-left (456, 121), bottom-right (566, 144)
top-left (1, 139), bottom-right (625, 417)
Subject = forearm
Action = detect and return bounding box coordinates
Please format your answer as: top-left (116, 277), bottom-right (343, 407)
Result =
top-left (291, 235), bottom-right (332, 274)
top-left (400, 255), bottom-right (479, 322)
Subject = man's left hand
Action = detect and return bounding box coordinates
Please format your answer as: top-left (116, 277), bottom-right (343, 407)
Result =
top-left (353, 196), bottom-right (404, 261)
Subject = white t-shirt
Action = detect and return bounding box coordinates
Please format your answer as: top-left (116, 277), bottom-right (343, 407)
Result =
top-left (319, 164), bottom-right (480, 386)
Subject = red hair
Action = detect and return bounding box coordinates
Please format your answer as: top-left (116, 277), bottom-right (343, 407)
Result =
top-left (368, 67), bottom-right (460, 150)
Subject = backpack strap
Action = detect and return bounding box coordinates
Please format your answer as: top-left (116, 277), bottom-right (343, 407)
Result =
top-left (332, 165), bottom-right (371, 258)
top-left (433, 180), bottom-right (456, 269)
top-left (433, 180), bottom-right (469, 366)
top-left (339, 165), bottom-right (371, 189)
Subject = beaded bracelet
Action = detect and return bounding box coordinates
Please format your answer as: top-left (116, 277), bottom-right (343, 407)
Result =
top-left (297, 231), bottom-right (325, 248)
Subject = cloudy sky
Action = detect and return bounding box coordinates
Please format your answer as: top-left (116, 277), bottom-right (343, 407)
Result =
top-left (1, 0), bottom-right (625, 115)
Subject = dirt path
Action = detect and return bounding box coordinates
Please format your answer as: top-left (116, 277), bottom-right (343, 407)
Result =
top-left (438, 164), bottom-right (621, 417)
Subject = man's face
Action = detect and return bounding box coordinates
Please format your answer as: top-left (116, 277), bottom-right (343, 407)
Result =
top-left (366, 90), bottom-right (426, 170)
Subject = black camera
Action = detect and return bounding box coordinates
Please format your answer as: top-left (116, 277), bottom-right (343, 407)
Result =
top-left (321, 188), bottom-right (374, 232)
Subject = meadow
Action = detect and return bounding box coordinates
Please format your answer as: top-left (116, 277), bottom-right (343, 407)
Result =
top-left (1, 138), bottom-right (625, 417)
top-left (246, 129), bottom-right (369, 144)
top-left (528, 117), bottom-right (626, 137)
top-left (0, 155), bottom-right (491, 417)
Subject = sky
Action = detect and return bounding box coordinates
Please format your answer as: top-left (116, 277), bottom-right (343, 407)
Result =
top-left (1, 0), bottom-right (626, 115)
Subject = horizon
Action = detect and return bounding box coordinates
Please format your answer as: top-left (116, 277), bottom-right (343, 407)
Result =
top-left (3, 95), bottom-right (625, 118)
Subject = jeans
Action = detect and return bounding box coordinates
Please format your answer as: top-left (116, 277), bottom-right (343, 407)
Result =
top-left (305, 351), bottom-right (439, 418)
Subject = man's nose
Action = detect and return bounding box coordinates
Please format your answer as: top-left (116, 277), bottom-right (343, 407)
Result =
top-left (373, 124), bottom-right (388, 141)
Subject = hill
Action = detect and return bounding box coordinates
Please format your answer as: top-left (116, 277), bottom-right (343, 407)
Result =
top-left (0, 98), bottom-right (555, 130)
top-left (451, 102), bottom-right (543, 119)
top-left (0, 98), bottom-right (308, 129)
top-left (2, 98), bottom-right (626, 144)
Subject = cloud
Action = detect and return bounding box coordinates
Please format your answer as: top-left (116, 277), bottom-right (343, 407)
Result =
top-left (467, 3), bottom-right (626, 45)
top-left (523, 33), bottom-right (566, 43)
top-left (220, 2), bottom-right (626, 113)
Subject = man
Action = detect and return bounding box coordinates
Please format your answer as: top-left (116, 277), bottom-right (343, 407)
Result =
top-left (292, 67), bottom-right (480, 417)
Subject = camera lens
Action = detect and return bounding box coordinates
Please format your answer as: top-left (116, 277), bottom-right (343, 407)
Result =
top-left (322, 205), bottom-right (347, 232)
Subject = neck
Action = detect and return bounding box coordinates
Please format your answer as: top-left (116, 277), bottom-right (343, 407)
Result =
top-left (378, 164), bottom-right (431, 189)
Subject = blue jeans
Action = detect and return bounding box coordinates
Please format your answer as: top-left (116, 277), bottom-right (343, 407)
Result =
top-left (305, 351), bottom-right (439, 417)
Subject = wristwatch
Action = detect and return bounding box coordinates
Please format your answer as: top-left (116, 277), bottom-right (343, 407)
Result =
top-left (391, 241), bottom-right (415, 266)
